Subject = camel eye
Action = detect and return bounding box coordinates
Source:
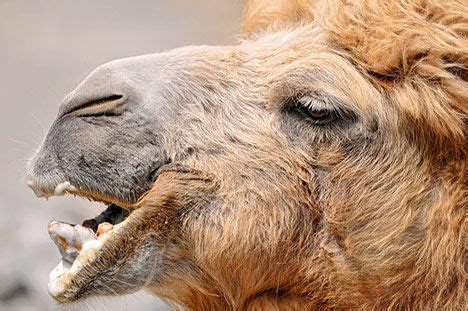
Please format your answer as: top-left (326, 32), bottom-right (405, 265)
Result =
top-left (293, 96), bottom-right (338, 125)
top-left (306, 109), bottom-right (331, 121)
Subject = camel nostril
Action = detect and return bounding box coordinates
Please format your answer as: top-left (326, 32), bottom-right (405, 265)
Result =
top-left (61, 94), bottom-right (126, 118)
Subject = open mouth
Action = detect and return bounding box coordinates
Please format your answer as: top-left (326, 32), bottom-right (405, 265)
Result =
top-left (35, 181), bottom-right (136, 298)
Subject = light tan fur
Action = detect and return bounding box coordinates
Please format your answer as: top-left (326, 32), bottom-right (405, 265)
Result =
top-left (33, 0), bottom-right (467, 309)
top-left (145, 0), bottom-right (467, 309)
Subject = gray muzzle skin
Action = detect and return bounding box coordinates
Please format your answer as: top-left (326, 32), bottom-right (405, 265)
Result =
top-left (27, 54), bottom-right (180, 205)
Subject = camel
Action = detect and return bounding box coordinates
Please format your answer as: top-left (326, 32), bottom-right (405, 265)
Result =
top-left (27, 0), bottom-right (467, 309)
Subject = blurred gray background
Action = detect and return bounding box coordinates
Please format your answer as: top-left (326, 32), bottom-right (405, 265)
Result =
top-left (0, 1), bottom-right (242, 310)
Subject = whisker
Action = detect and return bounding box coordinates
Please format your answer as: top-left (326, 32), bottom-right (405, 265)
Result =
top-left (8, 137), bottom-right (29, 146)
top-left (29, 111), bottom-right (46, 132)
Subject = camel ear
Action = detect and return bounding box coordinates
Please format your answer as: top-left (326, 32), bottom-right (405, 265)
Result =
top-left (242, 0), bottom-right (315, 34)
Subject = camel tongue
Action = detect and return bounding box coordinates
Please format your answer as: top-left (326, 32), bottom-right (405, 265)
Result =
top-left (82, 204), bottom-right (130, 232)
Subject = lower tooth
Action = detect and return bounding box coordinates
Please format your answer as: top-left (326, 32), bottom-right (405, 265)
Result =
top-left (96, 222), bottom-right (113, 236)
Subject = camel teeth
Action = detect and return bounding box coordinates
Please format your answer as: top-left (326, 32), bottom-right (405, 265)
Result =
top-left (53, 181), bottom-right (77, 196)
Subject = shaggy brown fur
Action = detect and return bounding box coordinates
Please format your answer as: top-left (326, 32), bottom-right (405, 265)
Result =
top-left (149, 0), bottom-right (467, 309)
top-left (29, 0), bottom-right (467, 309)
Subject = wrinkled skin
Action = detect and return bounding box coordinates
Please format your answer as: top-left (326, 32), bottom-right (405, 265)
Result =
top-left (27, 0), bottom-right (467, 310)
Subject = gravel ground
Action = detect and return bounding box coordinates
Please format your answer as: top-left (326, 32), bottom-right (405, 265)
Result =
top-left (0, 1), bottom-right (241, 310)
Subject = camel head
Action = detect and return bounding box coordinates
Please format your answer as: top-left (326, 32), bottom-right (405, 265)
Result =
top-left (27, 0), bottom-right (467, 309)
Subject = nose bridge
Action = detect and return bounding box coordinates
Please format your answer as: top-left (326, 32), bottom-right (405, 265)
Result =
top-left (58, 60), bottom-right (135, 117)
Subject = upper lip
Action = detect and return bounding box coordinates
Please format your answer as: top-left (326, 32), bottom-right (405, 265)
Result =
top-left (27, 180), bottom-right (77, 198)
top-left (27, 162), bottom-right (172, 208)
top-left (26, 178), bottom-right (134, 208)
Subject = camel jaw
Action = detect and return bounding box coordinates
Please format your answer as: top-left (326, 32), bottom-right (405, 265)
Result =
top-left (47, 220), bottom-right (116, 299)
top-left (26, 179), bottom-right (138, 302)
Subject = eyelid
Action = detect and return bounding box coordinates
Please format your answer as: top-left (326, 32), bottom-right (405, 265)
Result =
top-left (285, 92), bottom-right (357, 126)
top-left (298, 93), bottom-right (353, 116)
top-left (297, 94), bottom-right (341, 110)
top-left (297, 95), bottom-right (323, 109)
